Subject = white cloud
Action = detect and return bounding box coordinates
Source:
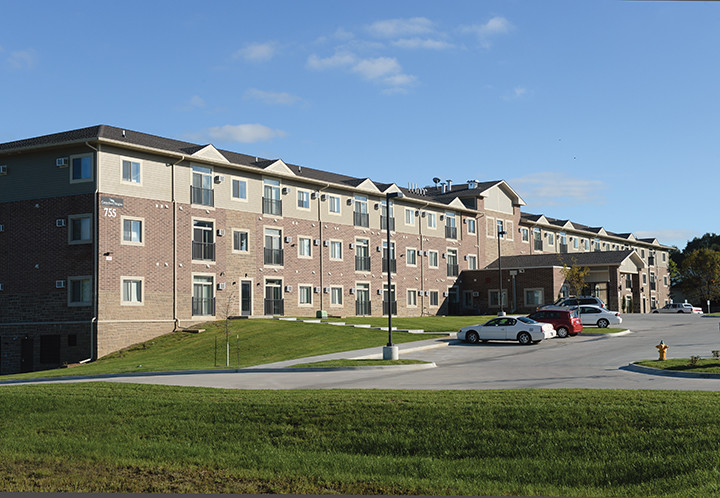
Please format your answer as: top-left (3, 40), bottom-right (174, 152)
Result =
top-left (510, 172), bottom-right (606, 207)
top-left (188, 96), bottom-right (206, 108)
top-left (307, 52), bottom-right (356, 70)
top-left (352, 57), bottom-right (402, 80)
top-left (7, 49), bottom-right (37, 69)
top-left (392, 38), bottom-right (454, 50)
top-left (197, 124), bottom-right (286, 144)
top-left (503, 87), bottom-right (529, 100)
top-left (244, 88), bottom-right (302, 105)
top-left (367, 17), bottom-right (435, 38)
top-left (308, 53), bottom-right (415, 91)
top-left (635, 229), bottom-right (698, 247)
top-left (460, 16), bottom-right (512, 47)
top-left (234, 42), bottom-right (277, 62)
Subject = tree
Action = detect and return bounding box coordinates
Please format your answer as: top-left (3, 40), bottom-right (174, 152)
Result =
top-left (216, 281), bottom-right (238, 367)
top-left (560, 258), bottom-right (590, 297)
top-left (679, 248), bottom-right (720, 304)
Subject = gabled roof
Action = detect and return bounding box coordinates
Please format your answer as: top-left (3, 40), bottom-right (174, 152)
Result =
top-left (484, 250), bottom-right (644, 270)
top-left (191, 144), bottom-right (229, 163)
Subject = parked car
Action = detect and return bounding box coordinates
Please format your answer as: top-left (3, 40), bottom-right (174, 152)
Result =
top-left (527, 309), bottom-right (583, 338)
top-left (457, 316), bottom-right (556, 345)
top-left (652, 303), bottom-right (703, 314)
top-left (577, 305), bottom-right (622, 328)
top-left (540, 296), bottom-right (606, 310)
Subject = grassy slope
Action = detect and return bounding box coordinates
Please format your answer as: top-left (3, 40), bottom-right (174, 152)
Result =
top-left (1, 385), bottom-right (720, 497)
top-left (1, 319), bottom-right (445, 381)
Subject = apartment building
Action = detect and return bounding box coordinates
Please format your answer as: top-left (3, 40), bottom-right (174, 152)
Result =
top-left (0, 125), bottom-right (670, 373)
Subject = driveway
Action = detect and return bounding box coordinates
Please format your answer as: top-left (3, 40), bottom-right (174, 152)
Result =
top-left (7, 314), bottom-right (720, 390)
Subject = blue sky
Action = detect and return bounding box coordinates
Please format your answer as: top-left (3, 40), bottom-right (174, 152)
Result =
top-left (1, 0), bottom-right (718, 250)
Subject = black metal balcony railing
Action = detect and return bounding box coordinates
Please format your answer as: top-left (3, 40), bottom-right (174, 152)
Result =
top-left (559, 243), bottom-right (568, 253)
top-left (648, 256), bottom-right (655, 266)
top-left (192, 241), bottom-right (216, 261)
top-left (262, 197), bottom-right (282, 216)
top-left (380, 215), bottom-right (395, 231)
top-left (382, 300), bottom-right (398, 315)
top-left (264, 248), bottom-right (284, 266)
top-left (354, 211), bottom-right (369, 227)
top-left (355, 255), bottom-right (371, 272)
top-left (356, 300), bottom-right (371, 316)
top-left (534, 239), bottom-right (543, 251)
top-left (264, 298), bottom-right (284, 315)
top-left (382, 258), bottom-right (397, 273)
top-left (192, 297), bottom-right (215, 316)
top-left (190, 186), bottom-right (214, 206)
top-left (447, 263), bottom-right (459, 277)
top-left (650, 281), bottom-right (656, 291)
top-left (445, 225), bottom-right (457, 239)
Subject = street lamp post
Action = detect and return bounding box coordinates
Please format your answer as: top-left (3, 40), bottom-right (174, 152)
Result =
top-left (498, 228), bottom-right (507, 316)
top-left (383, 191), bottom-right (403, 360)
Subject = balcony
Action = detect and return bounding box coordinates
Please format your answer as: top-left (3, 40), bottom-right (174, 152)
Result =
top-left (355, 255), bottom-right (371, 272)
top-left (264, 248), bottom-right (284, 266)
top-left (382, 258), bottom-right (397, 273)
top-left (559, 243), bottom-right (568, 253)
top-left (650, 281), bottom-right (657, 291)
top-left (354, 211), bottom-right (369, 227)
top-left (380, 215), bottom-right (395, 231)
top-left (445, 225), bottom-right (457, 239)
top-left (192, 241), bottom-right (216, 261)
top-left (192, 297), bottom-right (215, 316)
top-left (534, 239), bottom-right (543, 251)
top-left (262, 197), bottom-right (282, 216)
top-left (382, 300), bottom-right (398, 316)
top-left (648, 256), bottom-right (655, 266)
top-left (355, 300), bottom-right (371, 316)
top-left (190, 186), bottom-right (214, 207)
top-left (264, 298), bottom-right (284, 315)
top-left (447, 263), bottom-right (459, 277)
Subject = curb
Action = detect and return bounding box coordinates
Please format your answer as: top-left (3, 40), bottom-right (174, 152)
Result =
top-left (625, 362), bottom-right (720, 379)
top-left (582, 329), bottom-right (632, 338)
top-left (351, 340), bottom-right (451, 359)
top-left (286, 362), bottom-right (437, 372)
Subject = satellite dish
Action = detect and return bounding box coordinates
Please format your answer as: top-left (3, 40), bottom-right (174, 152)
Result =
top-left (433, 177), bottom-right (441, 184)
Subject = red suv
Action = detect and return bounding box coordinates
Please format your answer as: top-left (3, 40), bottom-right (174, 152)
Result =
top-left (527, 309), bottom-right (583, 338)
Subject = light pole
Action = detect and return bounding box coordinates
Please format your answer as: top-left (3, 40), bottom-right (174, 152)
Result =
top-left (497, 228), bottom-right (507, 316)
top-left (384, 191), bottom-right (403, 360)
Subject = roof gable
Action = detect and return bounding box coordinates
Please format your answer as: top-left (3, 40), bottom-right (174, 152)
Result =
top-left (191, 144), bottom-right (229, 163)
top-left (262, 159), bottom-right (296, 176)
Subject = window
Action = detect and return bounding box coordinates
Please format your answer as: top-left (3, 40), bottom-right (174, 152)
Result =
top-left (331, 287), bottom-right (343, 306)
top-left (122, 159), bottom-right (141, 184)
top-left (192, 275), bottom-right (215, 316)
top-left (233, 230), bottom-right (249, 252)
top-left (447, 249), bottom-right (459, 277)
top-left (446, 213), bottom-right (457, 239)
top-left (299, 285), bottom-right (312, 305)
top-left (355, 239), bottom-right (370, 271)
top-left (407, 289), bottom-right (417, 307)
top-left (232, 179), bottom-right (247, 200)
top-left (521, 227), bottom-right (529, 243)
top-left (70, 154), bottom-right (92, 182)
top-left (664, 275), bottom-right (668, 286)
top-left (525, 288), bottom-right (543, 307)
top-left (191, 165), bottom-right (213, 206)
top-left (496, 219), bottom-right (504, 238)
top-left (427, 212), bottom-right (437, 229)
top-left (467, 218), bottom-right (476, 234)
top-left (533, 228), bottom-right (542, 251)
top-left (263, 178), bottom-right (282, 215)
top-left (488, 289), bottom-right (508, 307)
top-left (429, 291), bottom-right (439, 306)
top-left (193, 220), bottom-right (215, 261)
top-left (264, 228), bottom-right (283, 265)
top-left (354, 195), bottom-right (369, 227)
top-left (547, 232), bottom-right (554, 245)
top-left (122, 278), bottom-right (143, 305)
top-left (405, 208), bottom-right (415, 226)
top-left (330, 240), bottom-right (343, 260)
top-left (406, 248), bottom-right (417, 266)
top-left (121, 217), bottom-right (143, 245)
top-left (583, 239), bottom-right (589, 251)
top-left (298, 237), bottom-right (312, 258)
top-left (643, 273), bottom-right (647, 284)
top-left (594, 238), bottom-right (601, 252)
top-left (573, 237), bottom-right (579, 249)
top-left (297, 190), bottom-right (310, 209)
top-left (68, 214), bottom-right (92, 244)
top-left (428, 250), bottom-right (439, 268)
top-left (68, 276), bottom-right (92, 306)
top-left (328, 195), bottom-right (341, 214)
top-left (467, 254), bottom-right (477, 270)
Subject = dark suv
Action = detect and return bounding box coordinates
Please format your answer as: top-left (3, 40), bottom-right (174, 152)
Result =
top-left (527, 309), bottom-right (583, 338)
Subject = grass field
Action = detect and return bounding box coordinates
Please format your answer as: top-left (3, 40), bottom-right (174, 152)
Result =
top-left (319, 315), bottom-right (495, 332)
top-left (636, 358), bottom-right (720, 373)
top-left (0, 319), bottom-right (445, 381)
top-left (1, 384), bottom-right (720, 497)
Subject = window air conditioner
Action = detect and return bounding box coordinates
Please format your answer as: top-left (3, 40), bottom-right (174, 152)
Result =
top-left (0, 165), bottom-right (7, 175)
top-left (377, 289), bottom-right (383, 295)
top-left (281, 187), bottom-right (290, 194)
top-left (216, 229), bottom-right (225, 236)
top-left (349, 288), bottom-right (356, 294)
top-left (284, 236), bottom-right (292, 243)
top-left (323, 240), bottom-right (329, 247)
top-left (320, 194), bottom-right (327, 201)
top-left (313, 239), bottom-right (320, 246)
top-left (56, 280), bottom-right (66, 288)
top-left (349, 243), bottom-right (355, 249)
top-left (214, 175), bottom-right (225, 184)
top-left (56, 219), bottom-right (66, 227)
top-left (0, 283), bottom-right (4, 291)
top-left (314, 286), bottom-right (321, 293)
top-left (56, 158), bottom-right (69, 168)
top-left (324, 287), bottom-right (330, 294)
top-left (0, 224), bottom-right (4, 232)
top-left (443, 291), bottom-right (449, 297)
top-left (217, 283), bottom-right (226, 290)
top-left (285, 285), bottom-right (293, 292)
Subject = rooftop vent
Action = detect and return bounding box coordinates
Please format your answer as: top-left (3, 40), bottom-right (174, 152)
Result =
top-left (467, 179), bottom-right (478, 189)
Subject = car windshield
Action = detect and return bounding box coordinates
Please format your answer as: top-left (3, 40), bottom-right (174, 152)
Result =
top-left (517, 316), bottom-right (538, 324)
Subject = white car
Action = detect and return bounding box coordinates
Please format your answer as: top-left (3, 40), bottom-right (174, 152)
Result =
top-left (457, 316), bottom-right (556, 345)
top-left (577, 305), bottom-right (623, 328)
top-left (652, 303), bottom-right (702, 314)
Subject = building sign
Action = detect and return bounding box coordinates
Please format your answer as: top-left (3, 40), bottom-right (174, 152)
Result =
top-left (100, 196), bottom-right (124, 208)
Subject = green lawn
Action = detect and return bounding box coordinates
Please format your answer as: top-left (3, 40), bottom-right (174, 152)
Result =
top-left (1, 385), bottom-right (720, 497)
top-left (582, 327), bottom-right (626, 334)
top-left (636, 358), bottom-right (720, 373)
top-left (318, 315), bottom-right (495, 331)
top-left (0, 319), bottom-right (444, 381)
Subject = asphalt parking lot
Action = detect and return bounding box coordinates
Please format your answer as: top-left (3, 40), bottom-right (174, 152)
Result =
top-left (8, 314), bottom-right (720, 391)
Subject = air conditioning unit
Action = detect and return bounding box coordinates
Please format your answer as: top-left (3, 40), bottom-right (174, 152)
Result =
top-left (439, 215), bottom-right (445, 221)
top-left (442, 253), bottom-right (446, 259)
top-left (415, 210), bottom-right (420, 217)
top-left (311, 192), bottom-right (317, 200)
top-left (213, 175), bottom-right (225, 184)
top-left (424, 291), bottom-right (429, 296)
top-left (323, 240), bottom-right (329, 247)
top-left (217, 229), bottom-right (225, 236)
top-left (56, 158), bottom-right (69, 168)
top-left (0, 283), bottom-right (4, 291)
top-left (346, 198), bottom-right (353, 205)
top-left (56, 280), bottom-right (66, 288)
top-left (472, 292), bottom-right (479, 297)
top-left (217, 282), bottom-right (226, 290)
top-left (423, 251), bottom-right (428, 256)
top-left (56, 219), bottom-right (66, 227)
top-left (0, 165), bottom-right (7, 175)
top-left (313, 239), bottom-right (320, 246)
top-left (314, 286), bottom-right (321, 293)
top-left (281, 187), bottom-right (290, 194)
top-left (285, 285), bottom-right (293, 292)
top-left (320, 194), bottom-right (327, 201)
top-left (377, 246), bottom-right (382, 252)
top-left (463, 218), bottom-right (467, 224)
top-left (323, 287), bottom-right (330, 294)
top-left (0, 224), bottom-right (4, 232)
top-left (349, 288), bottom-right (356, 294)
top-left (377, 289), bottom-right (383, 295)
top-left (284, 236), bottom-right (292, 243)
top-left (463, 255), bottom-right (468, 260)
top-left (443, 291), bottom-right (449, 297)
top-left (421, 211), bottom-right (426, 218)
top-left (349, 242), bottom-right (355, 249)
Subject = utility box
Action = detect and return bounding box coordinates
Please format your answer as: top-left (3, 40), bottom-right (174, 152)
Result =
top-left (316, 310), bottom-right (328, 319)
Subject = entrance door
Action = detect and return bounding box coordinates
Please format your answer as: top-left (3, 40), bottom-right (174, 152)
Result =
top-left (240, 280), bottom-right (252, 316)
top-left (21, 337), bottom-right (33, 373)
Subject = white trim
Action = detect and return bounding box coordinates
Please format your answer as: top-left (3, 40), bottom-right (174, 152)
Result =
top-left (120, 215), bottom-right (145, 246)
top-left (121, 276), bottom-right (145, 306)
top-left (120, 157), bottom-right (142, 186)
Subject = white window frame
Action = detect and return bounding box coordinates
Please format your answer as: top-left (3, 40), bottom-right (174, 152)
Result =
top-left (69, 154), bottom-right (93, 184)
top-left (68, 214), bottom-right (92, 245)
top-left (330, 286), bottom-right (343, 307)
top-left (488, 289), bottom-right (508, 308)
top-left (521, 227), bottom-right (529, 243)
top-left (427, 212), bottom-right (437, 229)
top-left (298, 236), bottom-right (312, 258)
top-left (429, 290), bottom-right (439, 307)
top-left (428, 250), bottom-right (439, 269)
top-left (297, 189), bottom-right (311, 210)
top-left (467, 254), bottom-right (477, 270)
top-left (232, 230), bottom-right (249, 253)
top-left (299, 285), bottom-right (313, 306)
top-left (328, 195), bottom-right (341, 215)
top-left (407, 289), bottom-right (418, 308)
top-left (547, 232), bottom-right (555, 246)
top-left (329, 240), bottom-right (343, 260)
top-left (405, 208), bottom-right (415, 226)
top-left (524, 288), bottom-right (544, 308)
top-left (121, 216), bottom-right (144, 246)
top-left (121, 158), bottom-right (142, 185)
top-left (68, 276), bottom-right (92, 307)
top-left (467, 218), bottom-right (476, 234)
top-left (406, 247), bottom-right (417, 266)
top-left (121, 276), bottom-right (144, 306)
top-left (231, 178), bottom-right (248, 202)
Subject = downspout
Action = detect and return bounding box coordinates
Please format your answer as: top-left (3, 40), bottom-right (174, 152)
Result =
top-left (84, 141), bottom-right (100, 362)
top-left (418, 202), bottom-right (429, 316)
top-left (316, 184), bottom-right (330, 313)
top-left (171, 156), bottom-right (185, 331)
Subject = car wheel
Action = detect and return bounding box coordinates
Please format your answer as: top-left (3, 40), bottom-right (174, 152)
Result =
top-left (466, 330), bottom-right (480, 344)
top-left (652, 310), bottom-right (658, 313)
top-left (517, 332), bottom-right (532, 345)
top-left (556, 326), bottom-right (569, 338)
top-left (597, 319), bottom-right (609, 328)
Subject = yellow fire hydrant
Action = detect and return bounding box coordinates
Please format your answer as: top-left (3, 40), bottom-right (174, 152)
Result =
top-left (656, 340), bottom-right (669, 361)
